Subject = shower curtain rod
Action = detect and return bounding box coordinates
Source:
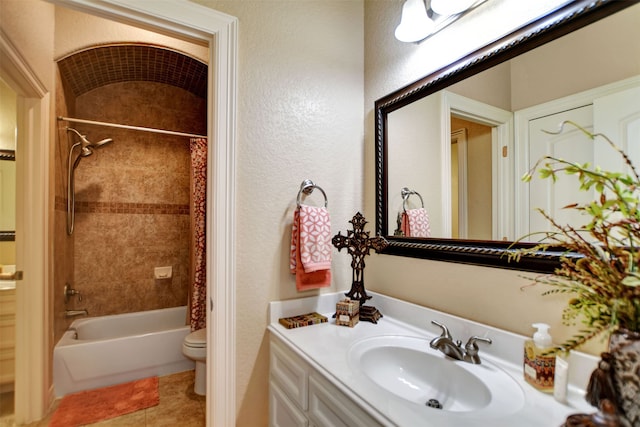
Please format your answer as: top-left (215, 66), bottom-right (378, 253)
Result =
top-left (57, 116), bottom-right (206, 139)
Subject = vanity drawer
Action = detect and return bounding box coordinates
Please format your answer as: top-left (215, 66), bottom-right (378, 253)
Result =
top-left (308, 374), bottom-right (382, 427)
top-left (270, 338), bottom-right (308, 411)
top-left (270, 380), bottom-right (309, 427)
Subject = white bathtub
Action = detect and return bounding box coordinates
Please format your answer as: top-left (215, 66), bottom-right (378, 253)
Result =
top-left (53, 306), bottom-right (194, 397)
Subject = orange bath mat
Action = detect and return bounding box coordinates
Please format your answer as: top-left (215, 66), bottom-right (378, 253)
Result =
top-left (49, 376), bottom-right (159, 427)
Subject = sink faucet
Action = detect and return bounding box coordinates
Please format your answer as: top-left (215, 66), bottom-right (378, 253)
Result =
top-left (429, 320), bottom-right (492, 364)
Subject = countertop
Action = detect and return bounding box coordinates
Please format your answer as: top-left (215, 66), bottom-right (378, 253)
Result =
top-left (268, 291), bottom-right (598, 427)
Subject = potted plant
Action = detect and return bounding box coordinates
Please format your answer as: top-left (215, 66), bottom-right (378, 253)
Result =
top-left (512, 121), bottom-right (640, 424)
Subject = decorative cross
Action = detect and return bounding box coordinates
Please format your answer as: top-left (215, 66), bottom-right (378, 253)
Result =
top-left (332, 212), bottom-right (388, 323)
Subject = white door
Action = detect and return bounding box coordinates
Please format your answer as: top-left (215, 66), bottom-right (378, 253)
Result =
top-left (593, 86), bottom-right (640, 174)
top-left (528, 105), bottom-right (594, 238)
top-left (527, 84), bottom-right (640, 239)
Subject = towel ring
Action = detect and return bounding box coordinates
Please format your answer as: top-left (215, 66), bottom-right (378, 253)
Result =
top-left (296, 179), bottom-right (328, 208)
top-left (401, 187), bottom-right (424, 212)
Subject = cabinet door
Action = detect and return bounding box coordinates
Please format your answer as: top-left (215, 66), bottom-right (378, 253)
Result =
top-left (270, 380), bottom-right (309, 427)
top-left (270, 339), bottom-right (308, 410)
top-left (308, 375), bottom-right (383, 427)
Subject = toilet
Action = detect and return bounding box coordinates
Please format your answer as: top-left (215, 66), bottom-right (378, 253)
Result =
top-left (182, 328), bottom-right (206, 395)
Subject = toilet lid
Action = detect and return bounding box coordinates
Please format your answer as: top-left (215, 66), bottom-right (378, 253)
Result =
top-left (184, 328), bottom-right (206, 347)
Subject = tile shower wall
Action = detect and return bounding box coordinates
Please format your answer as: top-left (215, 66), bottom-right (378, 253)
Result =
top-left (54, 69), bottom-right (75, 342)
top-left (59, 81), bottom-right (206, 323)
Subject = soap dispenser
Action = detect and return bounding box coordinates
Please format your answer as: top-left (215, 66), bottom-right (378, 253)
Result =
top-left (524, 323), bottom-right (556, 392)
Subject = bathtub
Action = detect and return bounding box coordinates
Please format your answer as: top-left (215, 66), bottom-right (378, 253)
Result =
top-left (53, 306), bottom-right (194, 397)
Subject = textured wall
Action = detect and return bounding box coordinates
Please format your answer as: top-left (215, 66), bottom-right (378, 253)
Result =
top-left (53, 70), bottom-right (74, 342)
top-left (53, 6), bottom-right (208, 62)
top-left (193, 2), bottom-right (365, 425)
top-left (0, 0), bottom-right (55, 90)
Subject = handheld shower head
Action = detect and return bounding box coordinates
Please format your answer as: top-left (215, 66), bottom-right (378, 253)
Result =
top-left (80, 138), bottom-right (113, 157)
top-left (66, 128), bottom-right (113, 158)
top-left (93, 138), bottom-right (114, 148)
top-left (65, 127), bottom-right (115, 234)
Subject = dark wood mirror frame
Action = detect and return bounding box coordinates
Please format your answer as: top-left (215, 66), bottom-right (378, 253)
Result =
top-left (375, 0), bottom-right (637, 273)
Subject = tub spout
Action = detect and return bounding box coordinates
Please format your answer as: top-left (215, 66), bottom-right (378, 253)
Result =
top-left (65, 309), bottom-right (88, 318)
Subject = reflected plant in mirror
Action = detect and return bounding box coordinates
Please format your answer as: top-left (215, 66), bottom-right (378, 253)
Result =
top-left (375, 0), bottom-right (640, 272)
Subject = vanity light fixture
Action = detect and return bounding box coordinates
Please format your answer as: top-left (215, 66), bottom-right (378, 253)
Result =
top-left (394, 0), bottom-right (435, 43)
top-left (430, 0), bottom-right (478, 16)
top-left (395, 0), bottom-right (488, 43)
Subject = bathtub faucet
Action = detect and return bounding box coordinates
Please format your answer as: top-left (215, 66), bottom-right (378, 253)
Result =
top-left (65, 309), bottom-right (88, 318)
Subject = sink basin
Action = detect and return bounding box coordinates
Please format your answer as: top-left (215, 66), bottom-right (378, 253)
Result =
top-left (348, 335), bottom-right (525, 415)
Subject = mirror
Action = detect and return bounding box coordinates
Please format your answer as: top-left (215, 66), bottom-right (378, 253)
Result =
top-left (1, 75), bottom-right (16, 243)
top-left (375, 0), bottom-right (639, 272)
top-left (0, 150), bottom-right (15, 242)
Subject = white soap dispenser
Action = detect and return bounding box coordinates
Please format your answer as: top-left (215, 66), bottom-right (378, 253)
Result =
top-left (523, 323), bottom-right (556, 392)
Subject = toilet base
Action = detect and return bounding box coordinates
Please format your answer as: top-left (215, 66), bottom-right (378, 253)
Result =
top-left (194, 360), bottom-right (206, 395)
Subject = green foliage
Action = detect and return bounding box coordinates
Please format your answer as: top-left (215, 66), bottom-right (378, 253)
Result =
top-left (514, 121), bottom-right (640, 352)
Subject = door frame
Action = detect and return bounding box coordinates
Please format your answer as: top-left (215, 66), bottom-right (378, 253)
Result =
top-left (0, 30), bottom-right (50, 424)
top-left (442, 91), bottom-right (514, 240)
top-left (450, 128), bottom-right (468, 238)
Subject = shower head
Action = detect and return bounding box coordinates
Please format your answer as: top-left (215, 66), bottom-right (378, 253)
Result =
top-left (81, 138), bottom-right (113, 157)
top-left (66, 127), bottom-right (113, 157)
top-left (93, 138), bottom-right (114, 148)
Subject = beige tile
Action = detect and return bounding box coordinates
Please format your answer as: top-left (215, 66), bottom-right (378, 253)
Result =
top-left (58, 79), bottom-right (200, 321)
top-left (145, 404), bottom-right (205, 427)
top-left (87, 408), bottom-right (147, 426)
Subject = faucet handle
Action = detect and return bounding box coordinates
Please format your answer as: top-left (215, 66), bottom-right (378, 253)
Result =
top-left (463, 336), bottom-right (492, 364)
top-left (64, 283), bottom-right (82, 302)
top-left (465, 336), bottom-right (492, 350)
top-left (431, 320), bottom-right (453, 340)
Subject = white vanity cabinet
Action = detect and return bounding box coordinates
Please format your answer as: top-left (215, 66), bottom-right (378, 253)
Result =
top-left (269, 335), bottom-right (383, 427)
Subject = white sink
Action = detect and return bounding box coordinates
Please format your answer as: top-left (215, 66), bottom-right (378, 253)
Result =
top-left (348, 335), bottom-right (525, 416)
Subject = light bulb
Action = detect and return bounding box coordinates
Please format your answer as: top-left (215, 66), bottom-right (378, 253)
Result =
top-left (394, 0), bottom-right (435, 43)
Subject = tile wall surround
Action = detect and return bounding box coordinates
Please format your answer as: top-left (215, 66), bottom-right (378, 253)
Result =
top-left (54, 47), bottom-right (207, 341)
top-left (54, 69), bottom-right (74, 342)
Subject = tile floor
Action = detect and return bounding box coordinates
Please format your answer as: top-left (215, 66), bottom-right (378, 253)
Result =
top-left (0, 370), bottom-right (205, 427)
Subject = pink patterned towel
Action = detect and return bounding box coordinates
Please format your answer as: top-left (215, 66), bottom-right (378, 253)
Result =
top-left (300, 205), bottom-right (332, 272)
top-left (401, 208), bottom-right (431, 238)
top-left (290, 206), bottom-right (332, 290)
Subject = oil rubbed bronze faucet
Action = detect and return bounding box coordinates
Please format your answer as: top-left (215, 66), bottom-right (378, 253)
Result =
top-left (429, 320), bottom-right (492, 364)
top-left (63, 283), bottom-right (88, 317)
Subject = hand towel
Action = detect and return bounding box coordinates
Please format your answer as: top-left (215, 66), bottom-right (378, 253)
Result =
top-left (400, 212), bottom-right (410, 237)
top-left (290, 206), bottom-right (331, 291)
top-left (401, 208), bottom-right (431, 238)
top-left (299, 205), bottom-right (332, 272)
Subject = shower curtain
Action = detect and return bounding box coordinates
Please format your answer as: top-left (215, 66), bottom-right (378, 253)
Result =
top-left (189, 137), bottom-right (207, 331)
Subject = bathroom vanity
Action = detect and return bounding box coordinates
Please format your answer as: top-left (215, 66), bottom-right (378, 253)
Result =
top-left (268, 292), bottom-right (597, 427)
top-left (0, 282), bottom-right (16, 387)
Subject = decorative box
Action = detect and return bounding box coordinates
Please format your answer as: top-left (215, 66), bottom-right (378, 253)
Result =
top-left (279, 312), bottom-right (328, 329)
top-left (335, 298), bottom-right (359, 327)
